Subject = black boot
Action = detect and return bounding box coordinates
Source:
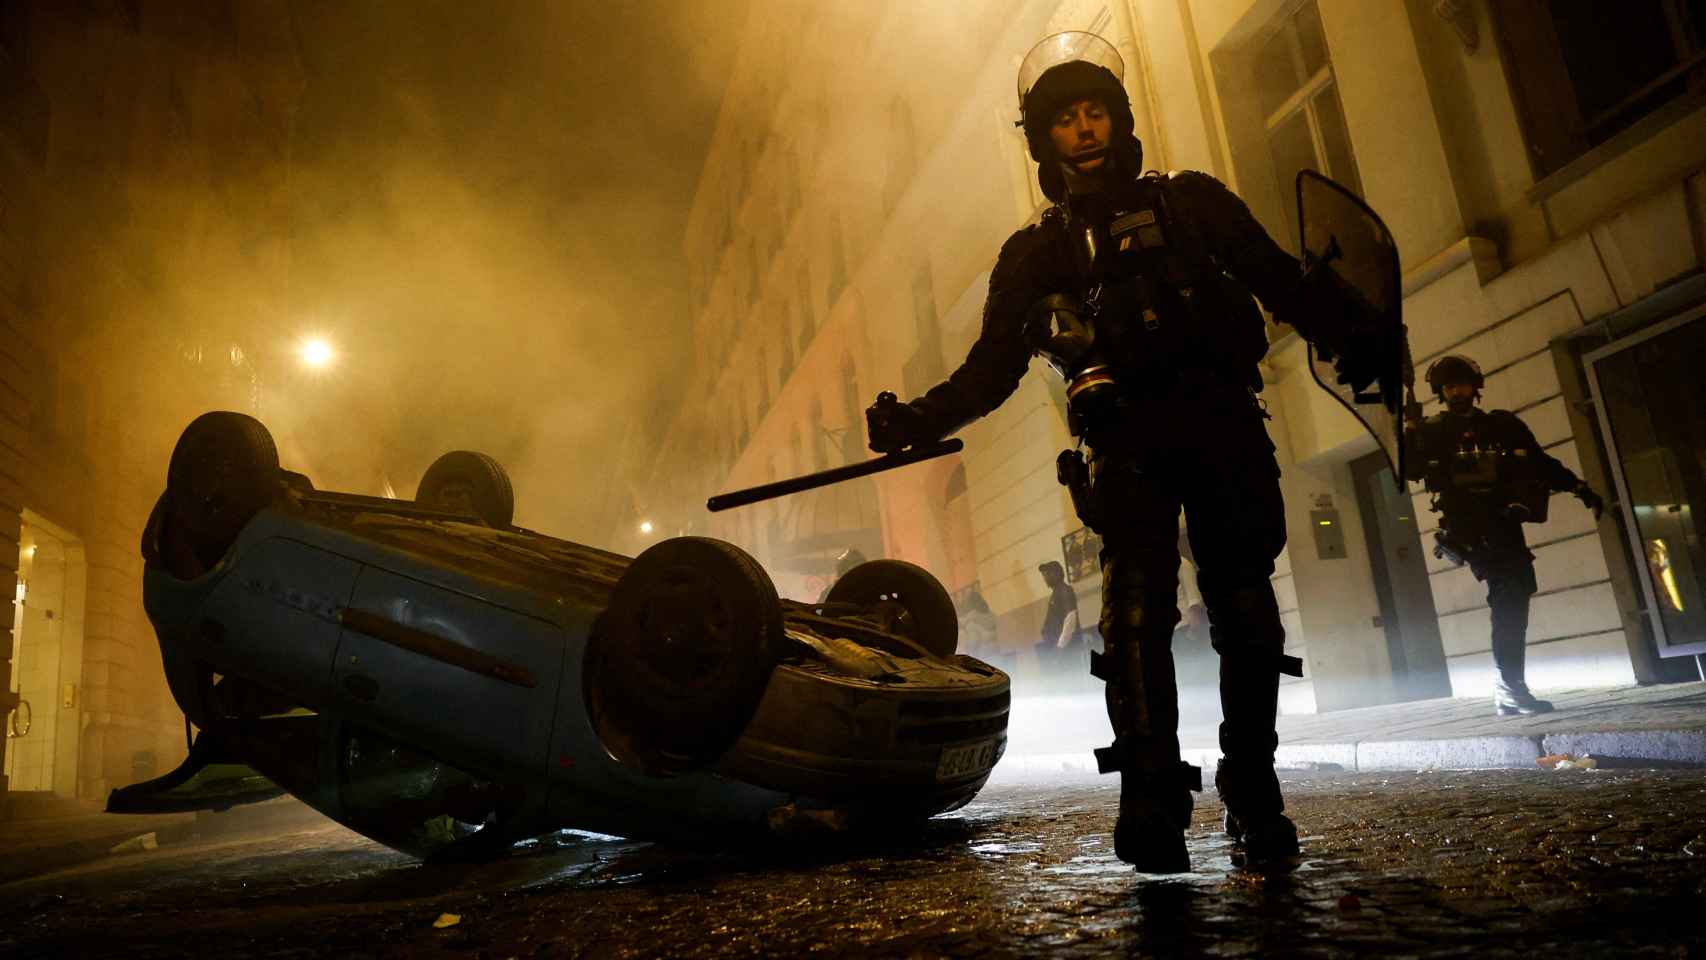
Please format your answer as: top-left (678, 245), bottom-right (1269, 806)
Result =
top-left (1214, 756), bottom-right (1298, 867)
top-left (1090, 624), bottom-right (1194, 873)
top-left (1109, 758), bottom-right (1198, 873)
top-left (1215, 641), bottom-right (1299, 869)
top-left (1493, 682), bottom-right (1554, 716)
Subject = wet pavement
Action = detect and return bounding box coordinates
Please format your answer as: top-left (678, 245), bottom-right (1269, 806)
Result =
top-left (3, 769), bottom-right (1703, 959)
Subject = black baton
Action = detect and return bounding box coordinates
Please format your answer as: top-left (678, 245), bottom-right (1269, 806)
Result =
top-left (707, 439), bottom-right (964, 512)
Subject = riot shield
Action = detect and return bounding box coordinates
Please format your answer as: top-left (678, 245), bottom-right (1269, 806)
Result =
top-left (1296, 169), bottom-right (1413, 492)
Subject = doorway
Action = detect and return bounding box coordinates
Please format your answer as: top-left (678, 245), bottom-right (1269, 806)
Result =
top-left (1586, 304), bottom-right (1706, 661)
top-left (3, 511), bottom-right (87, 808)
top-left (1350, 452), bottom-right (1452, 702)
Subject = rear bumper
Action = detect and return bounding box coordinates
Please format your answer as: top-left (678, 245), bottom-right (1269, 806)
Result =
top-left (719, 662), bottom-right (1010, 808)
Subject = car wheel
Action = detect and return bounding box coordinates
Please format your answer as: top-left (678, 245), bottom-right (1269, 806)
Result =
top-left (588, 537), bottom-right (783, 775)
top-left (162, 411), bottom-right (280, 576)
top-left (417, 450), bottom-right (514, 528)
top-left (825, 559), bottom-right (959, 658)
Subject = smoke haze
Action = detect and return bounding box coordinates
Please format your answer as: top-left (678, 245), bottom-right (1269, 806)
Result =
top-left (23, 2), bottom-right (747, 544)
top-left (276, 1), bottom-right (751, 540)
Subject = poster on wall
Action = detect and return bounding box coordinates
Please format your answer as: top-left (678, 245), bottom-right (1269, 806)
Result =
top-left (1061, 526), bottom-right (1103, 584)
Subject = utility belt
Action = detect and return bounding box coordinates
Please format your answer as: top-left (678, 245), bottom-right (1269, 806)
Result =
top-left (1433, 521), bottom-right (1531, 580)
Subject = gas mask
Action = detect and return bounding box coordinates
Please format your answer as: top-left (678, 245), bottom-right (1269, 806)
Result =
top-left (1027, 293), bottom-right (1118, 430)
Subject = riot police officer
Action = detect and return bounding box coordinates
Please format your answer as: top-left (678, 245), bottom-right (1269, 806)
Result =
top-left (1404, 354), bottom-right (1604, 716)
top-left (864, 33), bottom-right (1386, 872)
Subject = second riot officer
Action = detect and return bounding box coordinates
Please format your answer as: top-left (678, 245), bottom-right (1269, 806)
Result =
top-left (864, 32), bottom-right (1392, 872)
top-left (1405, 354), bottom-right (1604, 716)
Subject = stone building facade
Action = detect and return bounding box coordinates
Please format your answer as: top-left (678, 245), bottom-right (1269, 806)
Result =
top-left (647, 0), bottom-right (1706, 710)
top-left (2, 2), bottom-right (303, 812)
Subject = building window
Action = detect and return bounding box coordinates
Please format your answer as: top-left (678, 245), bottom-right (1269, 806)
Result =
top-left (826, 215), bottom-right (848, 310)
top-left (883, 97), bottom-right (917, 214)
top-left (797, 268), bottom-right (816, 355)
top-left (749, 238), bottom-right (764, 308)
top-left (810, 397), bottom-right (828, 470)
top-left (1256, 0), bottom-right (1360, 255)
top-left (781, 147), bottom-right (802, 223)
top-left (778, 311), bottom-right (796, 384)
top-left (902, 261), bottom-right (943, 398)
top-left (756, 346), bottom-right (771, 422)
top-left (839, 357), bottom-right (862, 462)
top-left (1494, 0), bottom-right (1706, 179)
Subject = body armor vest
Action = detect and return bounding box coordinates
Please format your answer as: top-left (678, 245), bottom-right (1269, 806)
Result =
top-left (1027, 175), bottom-right (1268, 434)
top-left (1421, 415), bottom-right (1550, 524)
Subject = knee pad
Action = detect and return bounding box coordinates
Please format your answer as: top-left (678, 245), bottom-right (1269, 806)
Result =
top-left (1098, 555), bottom-right (1181, 638)
top-left (1203, 582), bottom-right (1301, 678)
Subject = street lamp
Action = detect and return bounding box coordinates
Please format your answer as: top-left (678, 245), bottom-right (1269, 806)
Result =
top-left (299, 337), bottom-right (335, 370)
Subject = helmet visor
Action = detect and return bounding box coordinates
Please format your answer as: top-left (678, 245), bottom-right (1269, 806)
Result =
top-left (1017, 32), bottom-right (1124, 102)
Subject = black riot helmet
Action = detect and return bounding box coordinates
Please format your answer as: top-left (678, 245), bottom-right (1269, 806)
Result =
top-left (1017, 32), bottom-right (1142, 201)
top-left (1424, 354), bottom-right (1484, 398)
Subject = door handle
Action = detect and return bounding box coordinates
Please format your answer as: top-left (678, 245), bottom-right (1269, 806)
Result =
top-left (338, 608), bottom-right (538, 688)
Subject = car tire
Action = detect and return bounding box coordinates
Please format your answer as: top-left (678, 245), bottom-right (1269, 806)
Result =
top-left (825, 559), bottom-right (959, 658)
top-left (162, 411), bottom-right (280, 576)
top-left (417, 450), bottom-right (514, 528)
top-left (588, 537), bottom-right (783, 775)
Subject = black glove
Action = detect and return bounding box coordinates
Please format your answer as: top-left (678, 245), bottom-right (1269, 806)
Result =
top-left (865, 391), bottom-right (935, 454)
top-left (1575, 484), bottom-right (1605, 520)
top-left (1280, 265), bottom-right (1398, 408)
top-left (1340, 325), bottom-right (1405, 411)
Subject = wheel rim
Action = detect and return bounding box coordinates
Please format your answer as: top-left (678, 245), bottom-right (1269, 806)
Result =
top-left (588, 537), bottom-right (782, 774)
top-left (632, 564), bottom-right (741, 689)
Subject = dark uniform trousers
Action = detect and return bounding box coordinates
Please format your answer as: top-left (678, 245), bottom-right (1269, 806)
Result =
top-left (1084, 377), bottom-right (1290, 818)
top-left (1468, 523), bottom-right (1542, 696)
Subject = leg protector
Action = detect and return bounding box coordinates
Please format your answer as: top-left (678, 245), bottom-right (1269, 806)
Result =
top-left (1092, 565), bottom-right (1197, 872)
top-left (1199, 578), bottom-right (1299, 867)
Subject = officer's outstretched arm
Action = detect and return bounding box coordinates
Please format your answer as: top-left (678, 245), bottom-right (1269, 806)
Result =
top-left (1507, 413), bottom-right (1604, 516)
top-left (866, 232), bottom-right (1039, 453)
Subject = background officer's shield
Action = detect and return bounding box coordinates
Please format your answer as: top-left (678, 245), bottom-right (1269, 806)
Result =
top-left (1296, 169), bottom-right (1411, 491)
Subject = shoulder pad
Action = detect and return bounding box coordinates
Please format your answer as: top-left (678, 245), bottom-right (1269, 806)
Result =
top-left (996, 215), bottom-right (1059, 264)
top-left (1164, 169), bottom-right (1221, 189)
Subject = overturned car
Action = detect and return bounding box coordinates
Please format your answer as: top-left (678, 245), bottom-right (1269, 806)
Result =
top-left (112, 412), bottom-right (1009, 858)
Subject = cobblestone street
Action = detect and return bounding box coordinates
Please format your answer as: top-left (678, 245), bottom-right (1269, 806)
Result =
top-left (4, 768), bottom-right (1703, 959)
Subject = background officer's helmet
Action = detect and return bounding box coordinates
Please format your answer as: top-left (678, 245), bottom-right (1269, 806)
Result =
top-left (1424, 354), bottom-right (1484, 398)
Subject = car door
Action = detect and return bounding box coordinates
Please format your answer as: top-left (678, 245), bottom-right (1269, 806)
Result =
top-left (194, 537), bottom-right (362, 709)
top-left (330, 566), bottom-right (565, 776)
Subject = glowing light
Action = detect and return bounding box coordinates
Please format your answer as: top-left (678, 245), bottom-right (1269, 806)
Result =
top-left (1317, 520), bottom-right (1333, 526)
top-left (639, 521), bottom-right (654, 535)
top-left (299, 337), bottom-right (335, 369)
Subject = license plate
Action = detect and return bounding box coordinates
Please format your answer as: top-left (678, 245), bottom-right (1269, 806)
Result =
top-left (935, 738), bottom-right (998, 781)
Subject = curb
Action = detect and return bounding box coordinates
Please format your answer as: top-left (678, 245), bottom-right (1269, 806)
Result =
top-left (994, 727), bottom-right (1706, 780)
